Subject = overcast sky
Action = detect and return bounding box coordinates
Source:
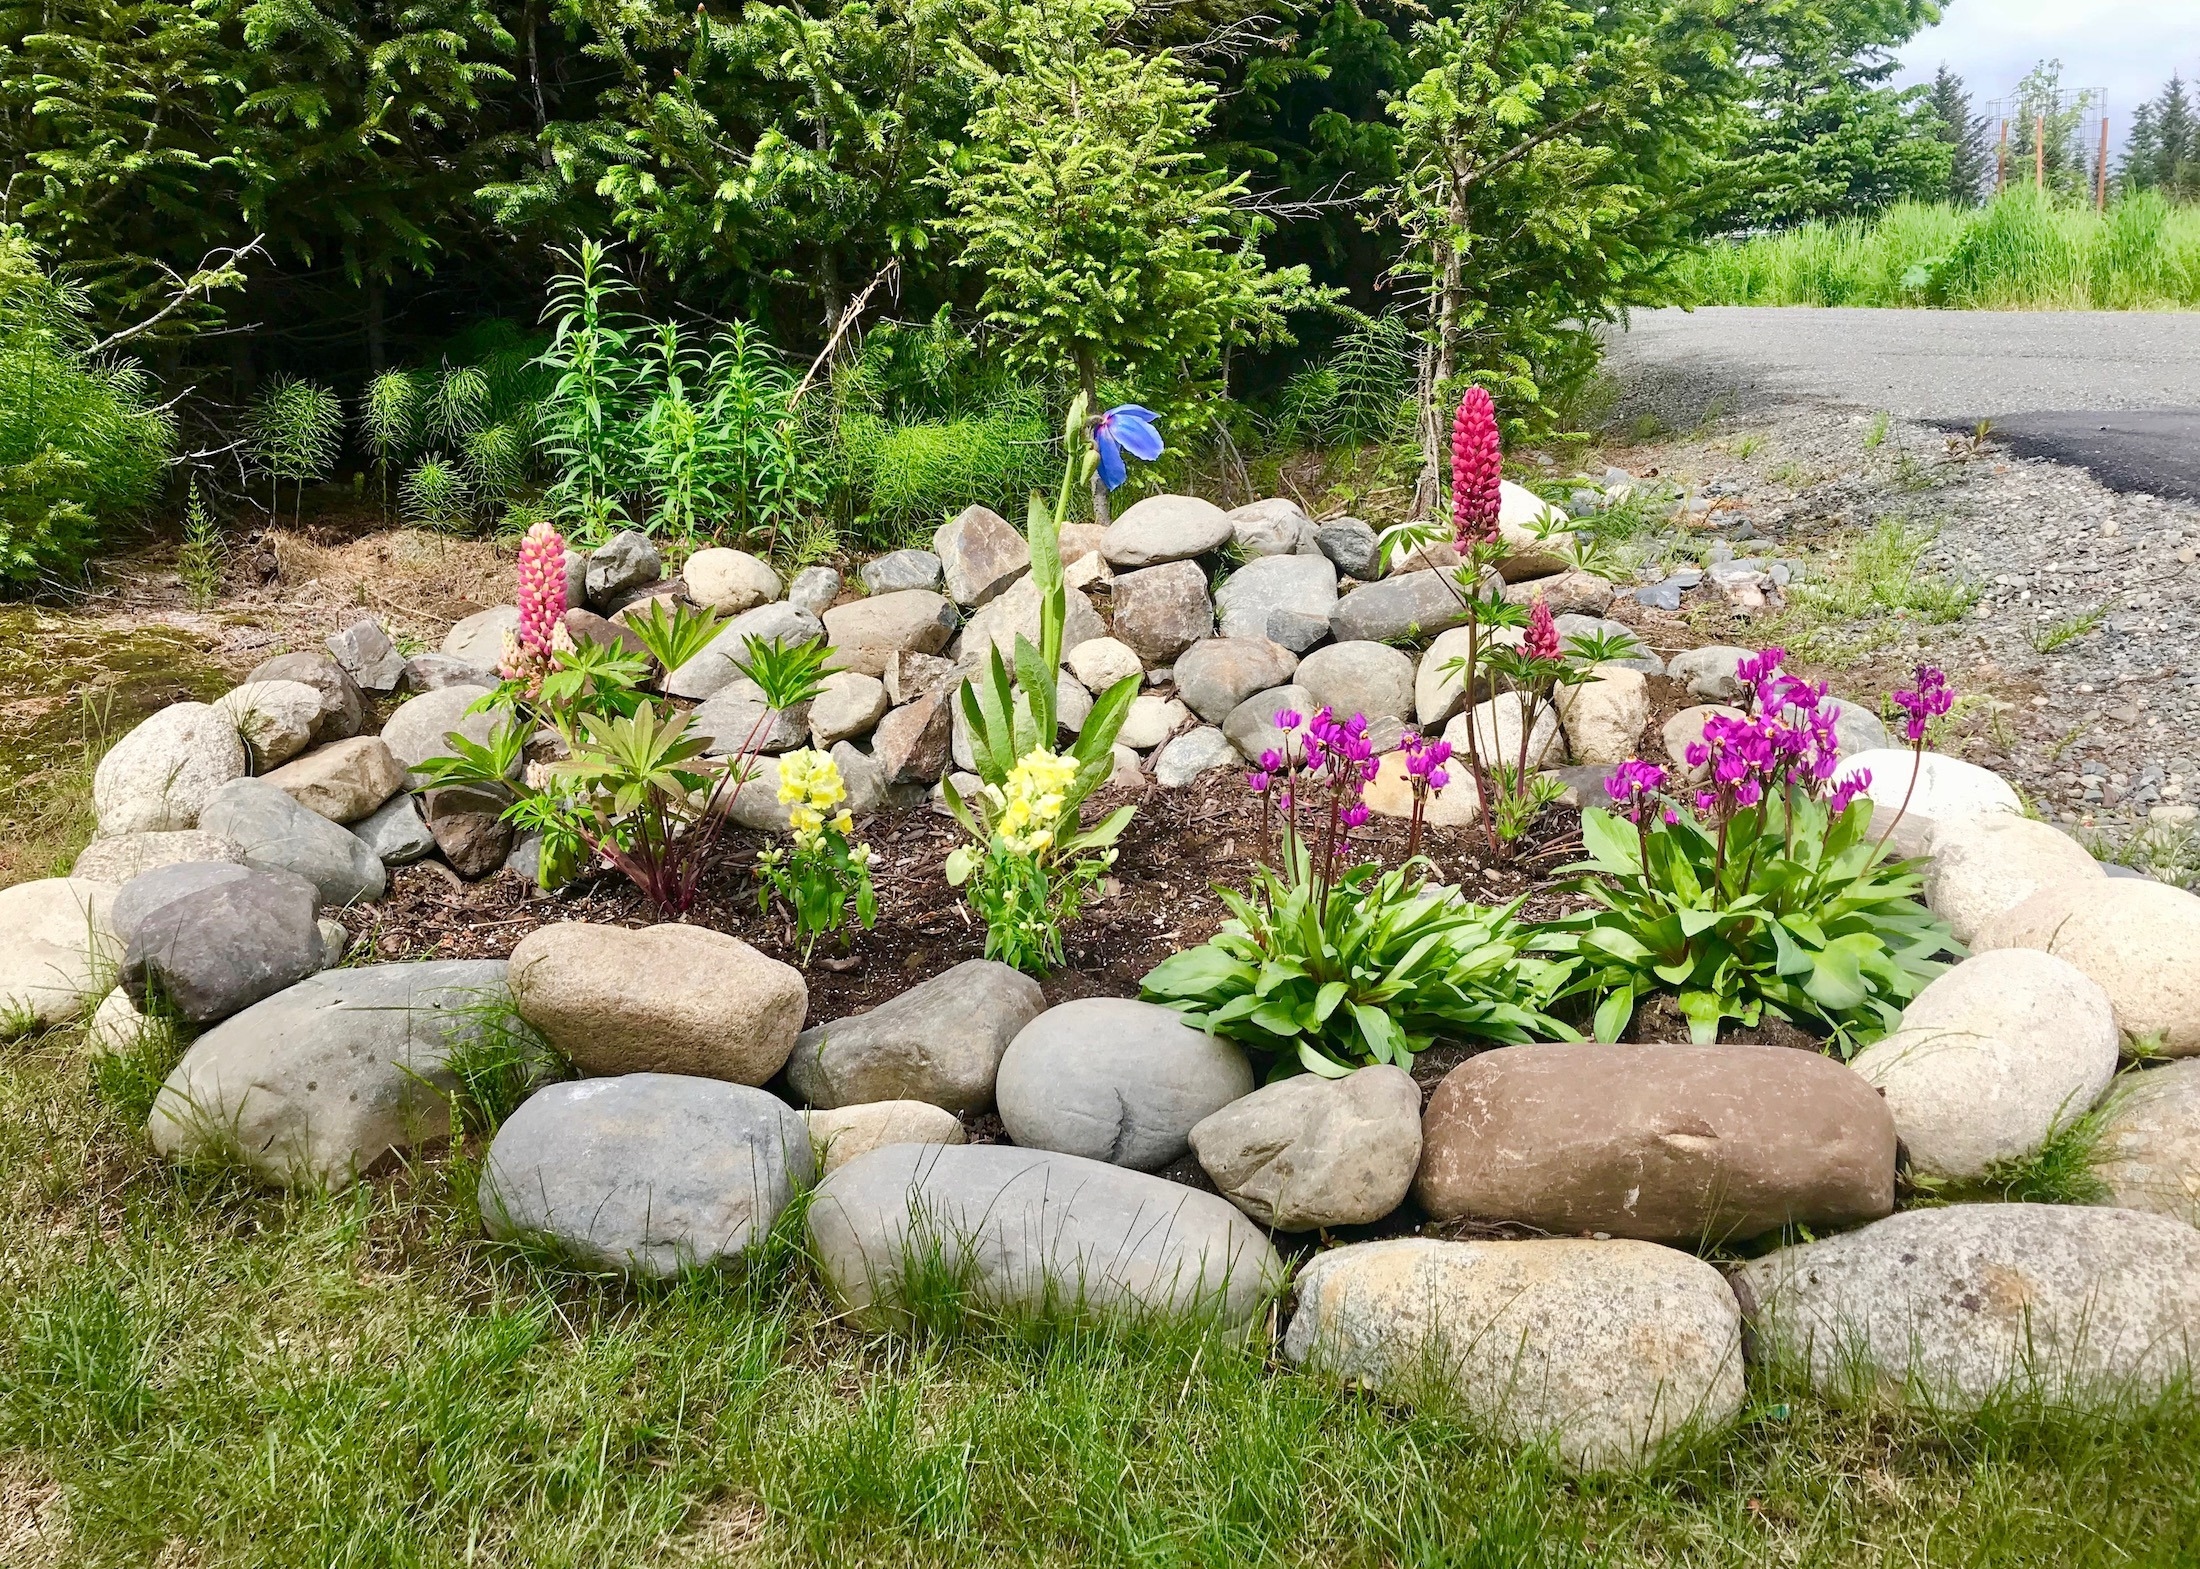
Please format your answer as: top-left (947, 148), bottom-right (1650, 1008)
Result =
top-left (1893, 0), bottom-right (2200, 139)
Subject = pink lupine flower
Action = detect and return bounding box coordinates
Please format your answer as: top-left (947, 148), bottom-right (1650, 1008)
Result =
top-left (1524, 596), bottom-right (1560, 662)
top-left (515, 520), bottom-right (567, 657)
top-left (1450, 387), bottom-right (1502, 548)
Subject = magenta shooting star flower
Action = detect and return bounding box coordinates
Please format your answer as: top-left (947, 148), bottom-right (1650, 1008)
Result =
top-left (1091, 405), bottom-right (1164, 491)
top-left (1829, 768), bottom-right (1872, 816)
top-left (1605, 758), bottom-right (1668, 823)
top-left (1892, 664), bottom-right (1953, 743)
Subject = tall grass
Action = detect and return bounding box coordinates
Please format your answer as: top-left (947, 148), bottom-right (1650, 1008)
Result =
top-left (1678, 192), bottom-right (2200, 309)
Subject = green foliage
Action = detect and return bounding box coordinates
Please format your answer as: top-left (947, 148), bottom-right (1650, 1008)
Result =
top-left (617, 597), bottom-right (724, 675)
top-left (1267, 311), bottom-right (1417, 449)
top-left (1142, 838), bottom-right (1567, 1079)
top-left (2122, 73), bottom-right (2199, 202)
top-left (176, 478), bottom-right (224, 608)
top-left (1536, 797), bottom-right (1957, 1053)
top-left (0, 230), bottom-right (170, 587)
top-left (756, 750), bottom-right (877, 961)
top-left (245, 375), bottom-right (343, 521)
top-left (398, 453), bottom-right (472, 530)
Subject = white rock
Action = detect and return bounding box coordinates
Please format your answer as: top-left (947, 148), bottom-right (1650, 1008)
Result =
top-left (1362, 749), bottom-right (1481, 826)
top-left (2095, 1060), bottom-right (2200, 1227)
top-left (1975, 877), bottom-right (2200, 1056)
top-left (70, 830), bottom-right (243, 886)
top-left (1065, 637), bottom-right (1144, 694)
top-left (442, 606), bottom-right (519, 670)
top-left (378, 685), bottom-right (500, 784)
top-left (684, 548), bottom-right (781, 613)
top-left (1412, 623), bottom-right (1521, 727)
top-left (214, 680), bottom-right (325, 769)
top-left (1116, 694), bottom-right (1190, 752)
top-left (1925, 812), bottom-right (2103, 945)
top-left (1555, 665), bottom-right (1651, 766)
top-left (1850, 949), bottom-right (2119, 1180)
top-left (92, 703), bottom-right (249, 835)
top-left (1101, 494), bottom-right (1232, 567)
top-left (86, 985), bottom-right (153, 1056)
top-left (804, 1100), bottom-right (968, 1175)
top-left (1443, 692), bottom-right (1562, 773)
top-left (1845, 748), bottom-right (2021, 859)
top-left (0, 878), bottom-right (121, 1035)
top-left (807, 671), bottom-right (890, 748)
top-left (1295, 640), bottom-right (1415, 725)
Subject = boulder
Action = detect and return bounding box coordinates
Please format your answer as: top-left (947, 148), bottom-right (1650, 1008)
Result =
top-left (0, 878), bottom-right (119, 1034)
top-left (1226, 498), bottom-right (1314, 557)
top-left (1213, 555), bottom-right (1339, 652)
top-left (955, 575), bottom-right (1105, 664)
top-left (1925, 812), bottom-right (2104, 945)
top-left (2095, 1060), bottom-right (2200, 1227)
top-left (933, 506), bottom-right (1032, 608)
top-left (1108, 561), bottom-right (1214, 665)
top-left (1804, 695), bottom-right (1890, 758)
top-left (199, 778), bottom-right (388, 906)
top-left (1285, 1237), bottom-right (1745, 1472)
top-left (1556, 665), bottom-right (1652, 766)
top-left (148, 959), bottom-right (511, 1188)
top-left (243, 651), bottom-right (365, 742)
top-left (1222, 684), bottom-right (1316, 765)
top-left (1850, 949), bottom-right (2119, 1181)
top-left (585, 530), bottom-right (662, 609)
top-left (1330, 569), bottom-right (1474, 645)
top-left (691, 688), bottom-right (811, 756)
top-left (120, 867), bottom-right (324, 1024)
top-left (1502, 570), bottom-right (1613, 617)
top-left (824, 590), bottom-right (958, 674)
top-left (256, 737), bottom-right (407, 824)
top-left (403, 652), bottom-right (498, 693)
top-left (871, 688), bottom-right (955, 785)
top-left (808, 671), bottom-right (890, 748)
top-left (1116, 694), bottom-right (1190, 752)
top-left (1057, 523), bottom-right (1108, 567)
top-left (70, 830), bottom-right (243, 886)
top-left (786, 959), bottom-right (1045, 1113)
top-left (1295, 641), bottom-right (1415, 725)
top-left (1174, 638), bottom-right (1301, 724)
top-left (1974, 877), bottom-right (2200, 1056)
top-left (560, 607), bottom-right (648, 661)
top-left (1666, 645), bottom-right (1753, 702)
top-left (1411, 623), bottom-right (1521, 728)
top-left (1154, 727), bottom-right (1241, 789)
top-left (442, 605), bottom-right (519, 671)
top-left (110, 861), bottom-right (254, 946)
top-left (808, 1143), bottom-right (1282, 1328)
top-left (1845, 748), bottom-right (2022, 858)
top-left (214, 679), bottom-right (323, 770)
top-left (1661, 704), bottom-right (1744, 774)
top-left (995, 997), bottom-right (1254, 1171)
top-left (860, 549), bottom-right (944, 595)
top-left (352, 793), bottom-right (436, 866)
top-left (86, 985), bottom-right (153, 1056)
top-left (379, 684), bottom-right (500, 784)
top-left (325, 618), bottom-right (407, 693)
top-left (1362, 750), bottom-right (1481, 826)
top-left (479, 1074), bottom-right (812, 1276)
top-left (1064, 636), bottom-right (1144, 693)
top-left (663, 604), bottom-right (827, 701)
top-left (708, 755), bottom-right (795, 833)
top-left (805, 1100), bottom-right (968, 1176)
top-left (1418, 1043), bottom-right (1897, 1242)
top-left (1101, 494), bottom-right (1232, 568)
top-left (882, 649), bottom-right (964, 707)
top-left (1190, 1065), bottom-right (1421, 1230)
top-left (1313, 518), bottom-right (1381, 580)
top-left (1443, 692), bottom-right (1563, 772)
top-left (509, 921), bottom-right (806, 1085)
top-left (92, 702), bottom-right (249, 835)
top-left (1553, 614), bottom-right (1659, 674)
top-left (683, 547), bottom-right (781, 614)
top-left (1733, 1204), bottom-right (2200, 1408)
top-left (785, 565), bottom-right (842, 618)
top-left (423, 785), bottom-right (515, 879)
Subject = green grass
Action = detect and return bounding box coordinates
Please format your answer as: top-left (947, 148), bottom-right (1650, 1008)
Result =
top-left (1749, 519), bottom-right (1980, 666)
top-left (6, 1032), bottom-right (2200, 1566)
top-left (2033, 603), bottom-right (2112, 653)
top-left (1677, 191), bottom-right (2200, 310)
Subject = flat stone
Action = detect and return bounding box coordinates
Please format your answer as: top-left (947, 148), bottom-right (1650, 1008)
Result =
top-left (808, 1143), bottom-right (1282, 1328)
top-left (1975, 877), bottom-right (2200, 1055)
top-left (93, 703), bottom-right (249, 835)
top-left (1065, 636), bottom-right (1145, 694)
top-left (785, 565), bottom-right (842, 618)
top-left (1102, 494), bottom-right (1232, 567)
top-left (586, 530), bottom-right (662, 609)
top-left (71, 830), bottom-right (243, 886)
top-left (683, 548), bottom-right (780, 614)
top-left (1330, 569), bottom-right (1474, 645)
top-left (954, 575), bottom-right (1105, 664)
top-left (402, 652), bottom-right (498, 692)
top-left (480, 1073), bottom-right (811, 1277)
top-left (148, 959), bottom-right (512, 1189)
top-left (996, 997), bottom-right (1254, 1171)
top-left (120, 867), bottom-right (323, 1024)
top-left (1314, 517), bottom-right (1381, 580)
top-left (663, 604), bottom-right (827, 701)
top-left (1285, 1237), bottom-right (1745, 1472)
top-left (934, 505), bottom-right (1032, 607)
top-left (442, 606), bottom-right (520, 671)
top-left (1502, 570), bottom-right (1613, 616)
top-left (1734, 1204), bottom-right (2200, 1409)
top-left (1174, 638), bottom-right (1300, 724)
top-left (110, 860), bottom-right (254, 947)
top-left (1852, 949), bottom-right (2119, 1180)
top-left (1556, 665), bottom-right (1651, 766)
top-left (1925, 813), bottom-right (2104, 945)
top-left (423, 784), bottom-right (515, 879)
top-left (808, 671), bottom-right (890, 747)
top-left (1214, 555), bottom-right (1339, 652)
top-left (1154, 726), bottom-right (1241, 789)
top-left (1418, 1044), bottom-right (1897, 1242)
top-left (257, 737), bottom-right (407, 825)
top-left (199, 778), bottom-right (387, 906)
top-left (870, 688), bottom-right (954, 785)
top-left (1444, 692), bottom-right (1563, 773)
top-left (325, 618), bottom-right (407, 693)
top-left (379, 685), bottom-right (500, 785)
top-left (823, 590), bottom-right (957, 674)
top-left (860, 549), bottom-right (943, 596)
top-left (1108, 561), bottom-right (1213, 665)
top-left (1362, 750), bottom-right (1481, 826)
top-left (1222, 684), bottom-right (1315, 764)
top-left (2095, 1060), bottom-right (2200, 1227)
top-left (0, 878), bottom-right (120, 1034)
top-left (1295, 641), bottom-right (1414, 725)
top-left (243, 652), bottom-right (365, 742)
top-left (788, 959), bottom-right (1045, 1113)
top-left (351, 793), bottom-right (436, 865)
top-left (1191, 1065), bottom-right (1421, 1230)
top-left (1116, 694), bottom-right (1190, 751)
top-left (510, 921), bottom-right (806, 1084)
top-left (805, 1100), bottom-right (968, 1175)
top-left (1226, 498), bottom-right (1313, 557)
top-left (1661, 703), bottom-right (1744, 773)
top-left (1667, 645), bottom-right (1753, 701)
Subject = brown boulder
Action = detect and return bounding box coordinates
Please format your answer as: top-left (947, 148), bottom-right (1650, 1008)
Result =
top-left (1416, 1043), bottom-right (1896, 1244)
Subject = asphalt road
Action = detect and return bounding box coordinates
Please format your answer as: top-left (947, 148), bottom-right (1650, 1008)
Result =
top-left (1604, 307), bottom-right (2200, 499)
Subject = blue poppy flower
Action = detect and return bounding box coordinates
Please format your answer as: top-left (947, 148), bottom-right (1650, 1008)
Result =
top-left (1091, 404), bottom-right (1163, 490)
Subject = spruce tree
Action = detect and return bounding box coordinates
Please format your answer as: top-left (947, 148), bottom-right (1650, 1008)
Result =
top-left (2123, 102), bottom-right (2161, 194)
top-left (1929, 65), bottom-right (1988, 204)
top-left (2155, 75), bottom-right (2195, 200)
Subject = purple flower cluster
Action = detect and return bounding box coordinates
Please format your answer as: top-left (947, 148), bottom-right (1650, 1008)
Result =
top-left (1401, 730), bottom-right (1453, 794)
top-left (1248, 705), bottom-right (1379, 831)
top-left (1892, 664), bottom-right (1953, 743)
top-left (1604, 758), bottom-right (1669, 823)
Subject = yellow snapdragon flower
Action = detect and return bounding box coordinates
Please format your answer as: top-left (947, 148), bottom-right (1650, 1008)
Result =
top-left (777, 748), bottom-right (850, 851)
top-left (992, 748), bottom-right (1079, 857)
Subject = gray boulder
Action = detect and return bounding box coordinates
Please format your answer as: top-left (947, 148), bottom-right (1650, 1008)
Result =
top-left (148, 959), bottom-right (511, 1188)
top-left (479, 1073), bottom-right (812, 1277)
top-left (1190, 1065), bottom-right (1421, 1230)
top-left (1666, 645), bottom-right (1753, 702)
top-left (325, 618), bottom-right (407, 693)
top-left (243, 651), bottom-right (366, 742)
top-left (809, 671), bottom-right (890, 747)
top-left (1314, 517), bottom-right (1381, 580)
top-left (1734, 1204), bottom-right (2200, 1409)
top-left (787, 959), bottom-right (1045, 1113)
top-left (1295, 640), bottom-right (1415, 725)
top-left (1329, 569), bottom-right (1473, 645)
top-left (442, 606), bottom-right (519, 671)
top-left (379, 684), bottom-right (500, 784)
top-left (1101, 494), bottom-right (1232, 568)
top-left (1154, 726), bottom-right (1243, 789)
top-left (71, 830), bottom-right (243, 886)
top-left (352, 793), bottom-right (436, 865)
top-left (955, 575), bottom-right (1105, 664)
top-left (402, 652), bottom-right (498, 693)
top-left (1109, 561), bottom-right (1214, 665)
top-left (1552, 614), bottom-right (1661, 675)
top-left (111, 860), bottom-right (254, 946)
top-left (198, 778), bottom-right (388, 907)
top-left (934, 504), bottom-right (1032, 608)
top-left (691, 687), bottom-right (811, 755)
top-left (785, 565), bottom-right (842, 618)
top-left (1226, 498), bottom-right (1314, 557)
top-left (860, 549), bottom-right (944, 595)
top-left (1214, 555), bottom-right (1338, 653)
top-left (1174, 637), bottom-right (1300, 723)
top-left (121, 867), bottom-right (324, 1023)
top-left (995, 997), bottom-right (1254, 1171)
top-left (1222, 684), bottom-right (1315, 765)
top-left (663, 603), bottom-right (826, 701)
top-left (808, 1142), bottom-right (1283, 1328)
top-left (586, 529), bottom-right (662, 609)
top-left (2095, 1060), bottom-right (2200, 1228)
top-left (92, 702), bottom-right (249, 835)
